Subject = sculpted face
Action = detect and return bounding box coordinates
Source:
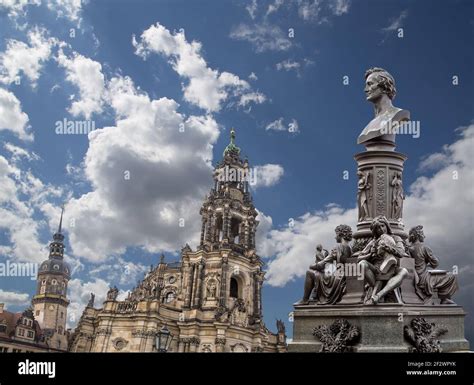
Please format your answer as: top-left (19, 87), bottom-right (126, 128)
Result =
top-left (364, 72), bottom-right (384, 102)
top-left (373, 222), bottom-right (387, 238)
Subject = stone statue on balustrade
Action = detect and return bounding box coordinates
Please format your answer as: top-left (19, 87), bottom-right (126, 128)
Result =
top-left (408, 225), bottom-right (458, 305)
top-left (295, 225), bottom-right (352, 305)
top-left (357, 216), bottom-right (409, 305)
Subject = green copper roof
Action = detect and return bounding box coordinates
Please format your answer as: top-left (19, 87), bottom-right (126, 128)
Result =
top-left (223, 128), bottom-right (240, 156)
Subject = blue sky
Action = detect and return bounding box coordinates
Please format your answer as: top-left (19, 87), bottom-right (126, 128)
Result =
top-left (0, 0), bottom-right (472, 343)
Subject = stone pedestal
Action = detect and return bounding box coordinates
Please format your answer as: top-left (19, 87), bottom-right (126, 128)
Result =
top-left (289, 304), bottom-right (470, 353)
top-left (353, 150), bottom-right (408, 252)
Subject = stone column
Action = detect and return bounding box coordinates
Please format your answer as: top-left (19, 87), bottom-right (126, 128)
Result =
top-left (205, 214), bottom-right (213, 243)
top-left (183, 260), bottom-right (193, 308)
top-left (244, 221), bottom-right (250, 248)
top-left (222, 209), bottom-right (229, 242)
top-left (352, 149), bottom-right (408, 252)
top-left (215, 338), bottom-right (226, 353)
top-left (200, 217), bottom-right (206, 245)
top-left (219, 256), bottom-right (229, 308)
top-left (193, 260), bottom-right (204, 308)
top-left (189, 337), bottom-right (200, 353)
top-left (190, 263), bottom-right (198, 307)
top-left (254, 273), bottom-right (263, 318)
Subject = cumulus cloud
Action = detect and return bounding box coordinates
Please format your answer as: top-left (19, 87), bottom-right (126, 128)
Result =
top-left (61, 74), bottom-right (220, 261)
top-left (253, 164), bottom-right (284, 188)
top-left (45, 0), bottom-right (83, 23)
top-left (230, 23), bottom-right (292, 53)
top-left (0, 0), bottom-right (83, 23)
top-left (67, 277), bottom-right (110, 327)
top-left (259, 123), bottom-right (474, 290)
top-left (0, 27), bottom-right (57, 87)
top-left (0, 152), bottom-right (62, 263)
top-left (133, 23), bottom-right (265, 112)
top-left (56, 50), bottom-right (106, 118)
top-left (0, 88), bottom-right (31, 140)
top-left (0, 289), bottom-right (31, 307)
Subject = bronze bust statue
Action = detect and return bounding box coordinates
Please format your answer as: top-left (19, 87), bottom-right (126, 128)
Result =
top-left (358, 67), bottom-right (410, 148)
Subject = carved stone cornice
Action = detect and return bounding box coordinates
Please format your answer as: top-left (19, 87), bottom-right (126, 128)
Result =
top-left (96, 328), bottom-right (111, 336)
top-left (132, 329), bottom-right (157, 337)
top-left (215, 337), bottom-right (226, 345)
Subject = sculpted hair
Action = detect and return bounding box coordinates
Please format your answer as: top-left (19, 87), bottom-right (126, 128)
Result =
top-left (335, 224), bottom-right (353, 241)
top-left (370, 215), bottom-right (393, 235)
top-left (365, 67), bottom-right (397, 100)
top-left (409, 225), bottom-right (425, 243)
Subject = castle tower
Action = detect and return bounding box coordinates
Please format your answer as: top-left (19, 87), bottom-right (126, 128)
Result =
top-left (32, 207), bottom-right (70, 350)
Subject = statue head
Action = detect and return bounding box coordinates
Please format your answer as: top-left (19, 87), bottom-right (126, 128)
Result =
top-left (409, 225), bottom-right (425, 243)
top-left (364, 67), bottom-right (397, 102)
top-left (316, 244), bottom-right (323, 252)
top-left (370, 215), bottom-right (393, 238)
top-left (335, 224), bottom-right (353, 243)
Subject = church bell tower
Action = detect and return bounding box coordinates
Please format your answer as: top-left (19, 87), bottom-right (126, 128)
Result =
top-left (32, 207), bottom-right (70, 350)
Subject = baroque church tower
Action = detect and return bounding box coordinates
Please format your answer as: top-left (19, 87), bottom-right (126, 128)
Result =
top-left (195, 128), bottom-right (264, 325)
top-left (70, 130), bottom-right (286, 353)
top-left (32, 207), bottom-right (70, 350)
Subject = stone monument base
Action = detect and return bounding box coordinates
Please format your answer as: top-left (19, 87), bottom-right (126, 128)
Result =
top-left (289, 303), bottom-right (469, 352)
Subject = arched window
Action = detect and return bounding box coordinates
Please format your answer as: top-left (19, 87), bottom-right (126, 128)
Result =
top-left (230, 217), bottom-right (241, 244)
top-left (230, 277), bottom-right (239, 299)
top-left (164, 292), bottom-right (175, 303)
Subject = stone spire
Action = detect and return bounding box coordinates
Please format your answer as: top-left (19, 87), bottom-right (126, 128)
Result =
top-left (32, 205), bottom-right (71, 350)
top-left (49, 205), bottom-right (65, 260)
top-left (199, 128), bottom-right (258, 252)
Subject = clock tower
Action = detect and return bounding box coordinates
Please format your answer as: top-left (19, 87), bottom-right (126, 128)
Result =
top-left (32, 207), bottom-right (70, 350)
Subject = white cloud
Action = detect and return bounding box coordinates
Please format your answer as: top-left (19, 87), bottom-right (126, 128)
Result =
top-left (238, 91), bottom-right (266, 107)
top-left (4, 142), bottom-right (39, 162)
top-left (248, 72), bottom-right (258, 81)
top-left (0, 148), bottom-right (62, 263)
top-left (276, 59), bottom-right (301, 72)
top-left (89, 257), bottom-right (148, 286)
top-left (0, 289), bottom-right (30, 307)
top-left (382, 10), bottom-right (408, 32)
top-left (133, 23), bottom-right (265, 112)
top-left (0, 27), bottom-right (57, 87)
top-left (246, 0), bottom-right (258, 19)
top-left (56, 50), bottom-right (106, 118)
top-left (61, 74), bottom-right (221, 262)
top-left (265, 117), bottom-right (299, 133)
top-left (0, 88), bottom-right (31, 140)
top-left (230, 23), bottom-right (292, 53)
top-left (45, 0), bottom-right (83, 23)
top-left (0, 0), bottom-right (40, 20)
top-left (266, 117), bottom-right (285, 131)
top-left (266, 0), bottom-right (284, 17)
top-left (298, 0), bottom-right (323, 22)
top-left (254, 164), bottom-right (284, 188)
top-left (329, 0), bottom-right (350, 16)
top-left (67, 277), bottom-right (110, 327)
top-left (259, 205), bottom-right (357, 286)
top-left (259, 123), bottom-right (474, 290)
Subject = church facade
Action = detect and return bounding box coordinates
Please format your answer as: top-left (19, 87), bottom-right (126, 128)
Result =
top-left (69, 130), bottom-right (287, 353)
